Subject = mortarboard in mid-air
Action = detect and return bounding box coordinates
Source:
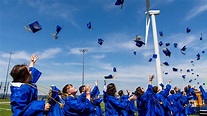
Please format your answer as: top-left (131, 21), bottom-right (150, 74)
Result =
top-left (186, 27), bottom-right (191, 33)
top-left (51, 25), bottom-right (63, 39)
top-left (98, 38), bottom-right (104, 45)
top-left (163, 47), bottom-right (171, 57)
top-left (115, 0), bottom-right (124, 9)
top-left (24, 21), bottom-right (42, 33)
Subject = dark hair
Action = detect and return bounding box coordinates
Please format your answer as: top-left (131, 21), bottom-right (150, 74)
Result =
top-left (170, 90), bottom-right (175, 94)
top-left (135, 86), bottom-right (144, 98)
top-left (106, 83), bottom-right (117, 96)
top-left (62, 84), bottom-right (72, 94)
top-left (79, 85), bottom-right (85, 94)
top-left (10, 64), bottom-right (32, 83)
top-left (153, 86), bottom-right (159, 93)
top-left (118, 90), bottom-right (124, 96)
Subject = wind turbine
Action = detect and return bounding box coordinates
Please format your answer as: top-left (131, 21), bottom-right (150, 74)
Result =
top-left (145, 0), bottom-right (163, 86)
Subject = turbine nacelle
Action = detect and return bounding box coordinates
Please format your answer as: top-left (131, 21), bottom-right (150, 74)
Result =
top-left (145, 10), bottom-right (160, 15)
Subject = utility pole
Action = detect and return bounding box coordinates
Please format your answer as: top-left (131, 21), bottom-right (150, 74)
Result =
top-left (3, 52), bottom-right (13, 99)
top-left (79, 49), bottom-right (88, 85)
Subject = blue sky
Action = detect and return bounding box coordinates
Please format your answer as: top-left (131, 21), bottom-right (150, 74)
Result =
top-left (0, 0), bottom-right (207, 95)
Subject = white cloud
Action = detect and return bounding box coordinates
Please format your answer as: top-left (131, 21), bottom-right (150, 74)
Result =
top-left (38, 48), bottom-right (62, 59)
top-left (185, 3), bottom-right (207, 21)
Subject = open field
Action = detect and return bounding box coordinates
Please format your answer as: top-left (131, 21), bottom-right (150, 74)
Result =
top-left (0, 98), bottom-right (199, 116)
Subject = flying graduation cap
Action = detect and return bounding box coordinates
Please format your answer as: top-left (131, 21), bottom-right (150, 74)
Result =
top-left (87, 22), bottom-right (93, 30)
top-left (200, 33), bottom-right (203, 40)
top-left (196, 53), bottom-right (200, 60)
top-left (148, 57), bottom-right (152, 62)
top-left (162, 47), bottom-right (171, 57)
top-left (152, 54), bottom-right (157, 59)
top-left (98, 38), bottom-right (104, 45)
top-left (182, 74), bottom-right (186, 79)
top-left (173, 42), bottom-right (178, 48)
top-left (172, 67), bottom-right (178, 72)
top-left (180, 45), bottom-right (187, 55)
top-left (186, 27), bottom-right (191, 33)
top-left (163, 62), bottom-right (169, 66)
top-left (158, 41), bottom-right (163, 47)
top-left (115, 0), bottom-right (124, 9)
top-left (165, 42), bottom-right (170, 47)
top-left (132, 49), bottom-right (136, 55)
top-left (159, 31), bottom-right (163, 37)
top-left (51, 25), bottom-right (63, 39)
top-left (113, 67), bottom-right (117, 72)
top-left (24, 21), bottom-right (42, 33)
top-left (104, 74), bottom-right (116, 79)
top-left (134, 35), bottom-right (145, 47)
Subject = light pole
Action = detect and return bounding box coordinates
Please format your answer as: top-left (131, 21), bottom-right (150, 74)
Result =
top-left (3, 52), bottom-right (13, 99)
top-left (79, 49), bottom-right (88, 85)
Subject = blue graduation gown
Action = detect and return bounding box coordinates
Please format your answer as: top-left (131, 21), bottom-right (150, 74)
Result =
top-left (63, 93), bottom-right (94, 116)
top-left (119, 95), bottom-right (137, 116)
top-left (103, 91), bottom-right (131, 116)
top-left (10, 83), bottom-right (45, 116)
top-left (29, 67), bottom-right (42, 83)
top-left (199, 85), bottom-right (207, 100)
top-left (47, 86), bottom-right (64, 116)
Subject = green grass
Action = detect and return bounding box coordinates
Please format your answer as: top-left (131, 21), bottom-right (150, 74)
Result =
top-left (0, 99), bottom-right (199, 116)
top-left (0, 98), bottom-right (12, 116)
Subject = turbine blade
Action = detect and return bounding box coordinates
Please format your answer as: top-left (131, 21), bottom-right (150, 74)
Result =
top-left (145, 16), bottom-right (150, 46)
top-left (146, 0), bottom-right (150, 12)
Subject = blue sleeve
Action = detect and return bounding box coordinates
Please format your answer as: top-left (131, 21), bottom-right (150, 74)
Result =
top-left (109, 96), bottom-right (130, 110)
top-left (29, 67), bottom-right (42, 83)
top-left (199, 85), bottom-right (207, 100)
top-left (90, 86), bottom-right (100, 98)
top-left (63, 97), bottom-right (94, 115)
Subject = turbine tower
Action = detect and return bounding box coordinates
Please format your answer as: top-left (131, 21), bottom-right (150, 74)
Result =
top-left (145, 0), bottom-right (163, 86)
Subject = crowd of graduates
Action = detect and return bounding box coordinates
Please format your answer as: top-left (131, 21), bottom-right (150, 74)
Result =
top-left (9, 54), bottom-right (207, 116)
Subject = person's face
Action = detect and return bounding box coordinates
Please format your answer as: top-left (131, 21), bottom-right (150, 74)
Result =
top-left (141, 87), bottom-right (145, 92)
top-left (67, 85), bottom-right (77, 95)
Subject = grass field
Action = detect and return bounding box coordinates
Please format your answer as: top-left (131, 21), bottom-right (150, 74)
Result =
top-left (0, 98), bottom-right (198, 116)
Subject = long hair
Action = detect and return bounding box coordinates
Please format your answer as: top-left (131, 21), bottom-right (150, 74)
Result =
top-left (10, 64), bottom-right (32, 83)
top-left (106, 83), bottom-right (117, 96)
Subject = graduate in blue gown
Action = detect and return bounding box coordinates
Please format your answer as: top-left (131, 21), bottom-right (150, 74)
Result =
top-left (103, 83), bottom-right (136, 116)
top-left (153, 80), bottom-right (172, 116)
top-left (199, 85), bottom-right (207, 104)
top-left (63, 84), bottom-right (94, 116)
top-left (10, 54), bottom-right (51, 116)
top-left (47, 85), bottom-right (64, 116)
top-left (118, 90), bottom-right (137, 116)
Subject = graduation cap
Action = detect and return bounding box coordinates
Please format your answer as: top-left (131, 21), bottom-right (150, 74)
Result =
top-left (191, 69), bottom-right (193, 71)
top-left (197, 82), bottom-right (199, 85)
top-left (24, 21), bottom-right (42, 33)
top-left (98, 38), bottom-right (104, 45)
top-left (191, 60), bottom-right (194, 66)
top-left (159, 31), bottom-right (163, 37)
top-left (163, 62), bottom-right (169, 66)
top-left (87, 22), bottom-right (93, 30)
top-left (202, 50), bottom-right (205, 54)
top-left (189, 79), bottom-right (192, 83)
top-left (196, 53), bottom-right (200, 60)
top-left (104, 74), bottom-right (115, 79)
top-left (158, 41), bottom-right (163, 47)
top-left (187, 69), bottom-right (190, 72)
top-left (165, 42), bottom-right (170, 47)
top-left (113, 67), bottom-right (117, 72)
top-left (197, 74), bottom-right (199, 77)
top-left (163, 72), bottom-right (168, 75)
top-left (186, 27), bottom-right (191, 33)
top-left (180, 45), bottom-right (187, 55)
top-left (132, 50), bottom-right (136, 55)
top-left (148, 58), bottom-right (152, 62)
top-left (115, 0), bottom-right (124, 9)
top-left (200, 33), bottom-right (202, 40)
top-left (173, 42), bottom-right (178, 48)
top-left (134, 36), bottom-right (145, 47)
top-left (172, 67), bottom-right (178, 72)
top-left (203, 83), bottom-right (205, 85)
top-left (180, 69), bottom-right (183, 72)
top-left (51, 25), bottom-right (63, 39)
top-left (162, 47), bottom-right (171, 57)
top-left (182, 74), bottom-right (186, 79)
top-left (152, 54), bottom-right (157, 59)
